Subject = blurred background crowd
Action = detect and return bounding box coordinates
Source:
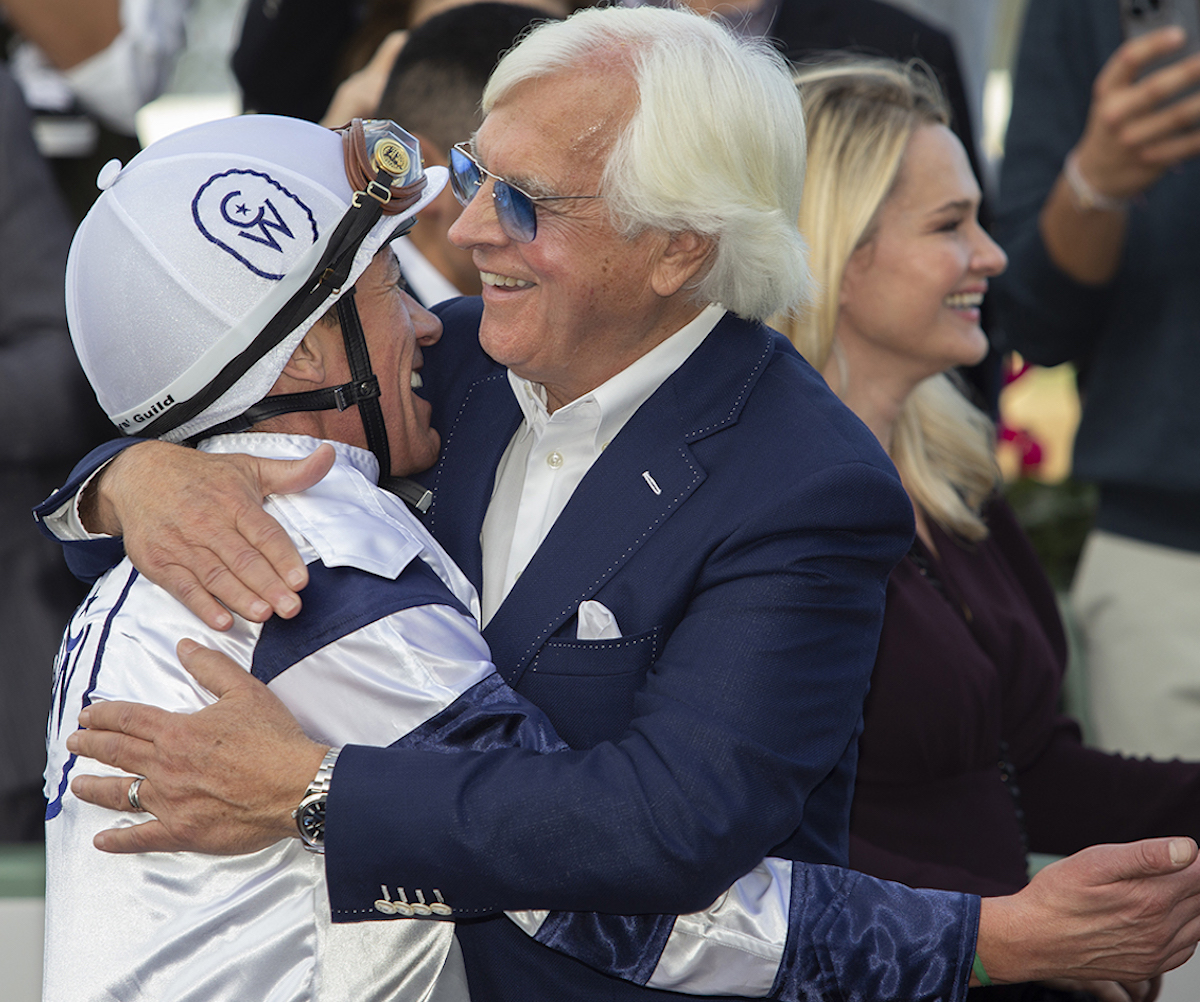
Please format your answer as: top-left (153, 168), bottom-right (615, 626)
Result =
top-left (3, 0), bottom-right (1199, 998)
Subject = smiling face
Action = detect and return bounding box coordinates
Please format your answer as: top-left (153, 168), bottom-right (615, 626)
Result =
top-left (322, 250), bottom-right (444, 476)
top-left (447, 64), bottom-right (708, 411)
top-left (835, 124), bottom-right (1006, 392)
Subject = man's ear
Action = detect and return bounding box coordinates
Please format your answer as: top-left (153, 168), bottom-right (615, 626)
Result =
top-left (651, 230), bottom-right (714, 298)
top-left (280, 329), bottom-right (330, 385)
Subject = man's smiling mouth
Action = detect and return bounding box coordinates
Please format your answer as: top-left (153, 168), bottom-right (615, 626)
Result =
top-left (481, 271), bottom-right (534, 289)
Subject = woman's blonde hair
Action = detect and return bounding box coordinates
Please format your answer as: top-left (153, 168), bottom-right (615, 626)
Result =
top-left (777, 58), bottom-right (998, 541)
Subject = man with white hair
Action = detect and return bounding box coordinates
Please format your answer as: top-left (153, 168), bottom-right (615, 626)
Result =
top-left (37, 7), bottom-right (1200, 1001)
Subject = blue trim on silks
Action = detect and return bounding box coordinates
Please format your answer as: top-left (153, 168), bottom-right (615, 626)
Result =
top-left (33, 438), bottom-right (140, 583)
top-left (252, 557), bottom-right (470, 684)
top-left (391, 673), bottom-right (568, 755)
top-left (531, 912), bottom-right (675, 987)
top-left (59, 536), bottom-right (126, 584)
top-left (46, 567), bottom-right (140, 821)
top-left (772, 864), bottom-right (978, 1002)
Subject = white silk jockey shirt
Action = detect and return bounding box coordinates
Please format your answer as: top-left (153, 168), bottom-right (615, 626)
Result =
top-left (43, 433), bottom-right (491, 1002)
top-left (42, 430), bottom-right (803, 1001)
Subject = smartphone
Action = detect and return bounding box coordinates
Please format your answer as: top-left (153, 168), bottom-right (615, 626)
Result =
top-left (1120, 0), bottom-right (1200, 84)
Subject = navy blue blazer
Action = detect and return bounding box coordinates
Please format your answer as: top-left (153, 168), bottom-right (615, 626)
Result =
top-left (323, 301), bottom-right (976, 998)
top-left (35, 301), bottom-right (978, 1000)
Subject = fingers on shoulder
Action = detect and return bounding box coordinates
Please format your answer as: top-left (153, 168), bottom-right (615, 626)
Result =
top-left (255, 444), bottom-right (335, 496)
top-left (80, 699), bottom-right (171, 741)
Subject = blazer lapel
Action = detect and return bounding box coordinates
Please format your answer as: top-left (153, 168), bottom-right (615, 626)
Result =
top-left (482, 392), bottom-right (705, 685)
top-left (423, 371), bottom-right (521, 592)
top-left (483, 314), bottom-right (779, 687)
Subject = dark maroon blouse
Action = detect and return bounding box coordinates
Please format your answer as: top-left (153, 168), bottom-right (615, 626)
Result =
top-left (848, 499), bottom-right (1200, 897)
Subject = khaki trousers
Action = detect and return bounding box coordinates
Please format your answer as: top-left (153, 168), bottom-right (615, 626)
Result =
top-left (1074, 530), bottom-right (1200, 759)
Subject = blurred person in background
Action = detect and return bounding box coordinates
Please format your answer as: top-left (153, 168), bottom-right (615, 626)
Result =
top-left (782, 55), bottom-right (1200, 1002)
top-left (374, 2), bottom-right (561, 305)
top-left (992, 1), bottom-right (1200, 761)
top-left (0, 0), bottom-right (190, 136)
top-left (0, 61), bottom-right (107, 842)
top-left (235, 0), bottom-right (567, 129)
top-left (0, 0), bottom-right (191, 219)
top-left (878, 0), bottom-right (1000, 148)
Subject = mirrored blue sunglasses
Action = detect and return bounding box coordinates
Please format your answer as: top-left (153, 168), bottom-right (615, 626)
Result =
top-left (449, 143), bottom-right (602, 243)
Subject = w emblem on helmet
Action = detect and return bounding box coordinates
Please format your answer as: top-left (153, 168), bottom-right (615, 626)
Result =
top-left (193, 169), bottom-right (320, 280)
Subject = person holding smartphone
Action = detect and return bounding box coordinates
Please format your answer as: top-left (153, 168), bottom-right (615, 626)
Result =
top-left (993, 0), bottom-right (1200, 762)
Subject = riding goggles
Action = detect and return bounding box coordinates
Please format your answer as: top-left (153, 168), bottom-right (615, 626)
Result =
top-left (339, 118), bottom-right (428, 215)
top-left (449, 142), bottom-right (602, 243)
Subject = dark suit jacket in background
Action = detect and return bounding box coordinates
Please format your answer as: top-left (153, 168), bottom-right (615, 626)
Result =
top-left (0, 63), bottom-right (107, 840)
top-left (233, 0), bottom-right (365, 120)
top-left (772, 0), bottom-right (979, 180)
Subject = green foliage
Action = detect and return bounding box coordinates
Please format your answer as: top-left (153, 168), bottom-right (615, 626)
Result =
top-left (1003, 477), bottom-right (1097, 591)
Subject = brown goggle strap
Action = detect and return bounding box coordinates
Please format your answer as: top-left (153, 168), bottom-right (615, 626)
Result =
top-left (339, 118), bottom-right (426, 216)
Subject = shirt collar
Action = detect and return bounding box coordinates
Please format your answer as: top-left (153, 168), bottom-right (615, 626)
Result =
top-left (390, 235), bottom-right (462, 308)
top-left (507, 303), bottom-right (726, 445)
top-left (201, 432), bottom-right (380, 481)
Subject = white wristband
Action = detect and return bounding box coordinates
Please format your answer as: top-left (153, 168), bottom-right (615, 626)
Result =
top-left (1063, 150), bottom-right (1129, 213)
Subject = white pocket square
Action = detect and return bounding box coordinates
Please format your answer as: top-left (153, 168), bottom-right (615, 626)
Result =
top-left (577, 600), bottom-right (622, 640)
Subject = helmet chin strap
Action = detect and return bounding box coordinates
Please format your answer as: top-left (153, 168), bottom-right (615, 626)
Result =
top-left (187, 288), bottom-right (392, 483)
top-left (159, 118), bottom-right (439, 510)
top-left (332, 289), bottom-right (391, 479)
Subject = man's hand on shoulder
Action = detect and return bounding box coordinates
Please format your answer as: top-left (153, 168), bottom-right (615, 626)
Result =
top-left (67, 639), bottom-right (327, 854)
top-left (88, 440), bottom-right (335, 629)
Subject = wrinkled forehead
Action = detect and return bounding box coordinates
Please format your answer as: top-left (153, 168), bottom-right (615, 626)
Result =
top-left (475, 65), bottom-right (637, 176)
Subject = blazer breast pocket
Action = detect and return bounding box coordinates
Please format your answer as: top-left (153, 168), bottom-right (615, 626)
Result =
top-left (518, 626), bottom-right (663, 749)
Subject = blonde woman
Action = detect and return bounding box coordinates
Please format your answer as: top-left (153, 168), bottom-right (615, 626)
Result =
top-left (779, 59), bottom-right (1200, 1002)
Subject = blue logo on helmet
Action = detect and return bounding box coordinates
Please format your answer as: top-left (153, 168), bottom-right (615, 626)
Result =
top-left (193, 169), bottom-right (320, 280)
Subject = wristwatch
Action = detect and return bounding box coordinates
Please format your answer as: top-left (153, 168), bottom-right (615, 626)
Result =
top-left (294, 747), bottom-right (340, 853)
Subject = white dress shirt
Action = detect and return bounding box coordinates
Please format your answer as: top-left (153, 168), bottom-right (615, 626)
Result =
top-left (479, 304), bottom-right (725, 624)
top-left (391, 235), bottom-right (462, 308)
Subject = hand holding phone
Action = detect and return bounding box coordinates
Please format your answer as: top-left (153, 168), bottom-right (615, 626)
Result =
top-left (1068, 14), bottom-right (1200, 204)
top-left (1120, 0), bottom-right (1200, 83)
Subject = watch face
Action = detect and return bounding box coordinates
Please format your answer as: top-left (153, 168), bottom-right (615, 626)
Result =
top-left (298, 798), bottom-right (326, 845)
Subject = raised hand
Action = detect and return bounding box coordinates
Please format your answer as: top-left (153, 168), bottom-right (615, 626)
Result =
top-left (1040, 26), bottom-right (1200, 284)
top-left (1074, 26), bottom-right (1200, 202)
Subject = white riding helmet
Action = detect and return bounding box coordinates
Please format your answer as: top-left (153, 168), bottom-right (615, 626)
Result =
top-left (66, 114), bottom-right (447, 456)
